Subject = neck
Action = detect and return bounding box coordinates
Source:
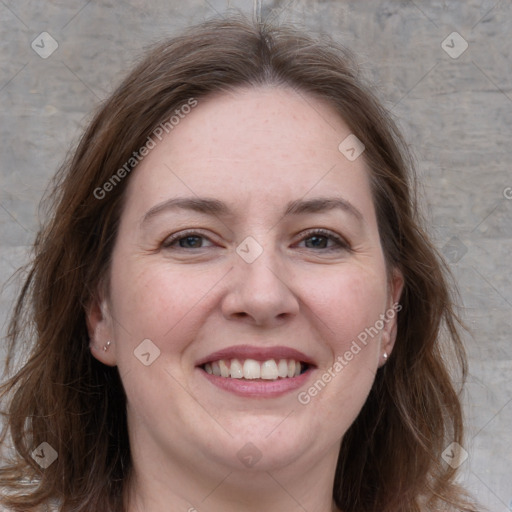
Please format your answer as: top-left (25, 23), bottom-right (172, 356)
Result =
top-left (125, 442), bottom-right (341, 512)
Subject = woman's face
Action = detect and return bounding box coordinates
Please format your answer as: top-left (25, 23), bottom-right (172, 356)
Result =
top-left (89, 86), bottom-right (402, 484)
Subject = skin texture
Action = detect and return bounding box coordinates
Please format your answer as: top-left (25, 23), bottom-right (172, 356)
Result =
top-left (87, 86), bottom-right (403, 512)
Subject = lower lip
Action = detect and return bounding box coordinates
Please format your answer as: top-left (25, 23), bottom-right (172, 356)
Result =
top-left (198, 367), bottom-right (314, 398)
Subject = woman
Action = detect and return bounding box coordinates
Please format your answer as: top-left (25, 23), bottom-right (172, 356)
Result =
top-left (0, 14), bottom-right (479, 512)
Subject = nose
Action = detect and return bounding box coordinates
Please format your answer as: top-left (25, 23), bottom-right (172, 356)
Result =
top-left (221, 248), bottom-right (300, 327)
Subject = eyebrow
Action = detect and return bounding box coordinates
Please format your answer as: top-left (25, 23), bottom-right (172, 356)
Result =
top-left (141, 196), bottom-right (364, 225)
top-left (284, 197), bottom-right (363, 222)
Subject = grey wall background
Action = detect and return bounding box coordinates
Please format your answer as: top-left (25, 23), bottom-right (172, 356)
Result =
top-left (0, 0), bottom-right (511, 510)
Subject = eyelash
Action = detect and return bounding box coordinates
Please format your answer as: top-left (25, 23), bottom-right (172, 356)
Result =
top-left (161, 228), bottom-right (350, 252)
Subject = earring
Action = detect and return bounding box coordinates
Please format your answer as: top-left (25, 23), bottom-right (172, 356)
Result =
top-left (103, 340), bottom-right (112, 352)
top-left (383, 352), bottom-right (388, 361)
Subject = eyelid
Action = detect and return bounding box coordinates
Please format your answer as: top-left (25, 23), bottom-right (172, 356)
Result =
top-left (161, 229), bottom-right (219, 248)
top-left (160, 228), bottom-right (350, 251)
top-left (294, 228), bottom-right (351, 250)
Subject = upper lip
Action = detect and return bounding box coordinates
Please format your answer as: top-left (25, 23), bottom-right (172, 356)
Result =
top-left (196, 345), bottom-right (317, 367)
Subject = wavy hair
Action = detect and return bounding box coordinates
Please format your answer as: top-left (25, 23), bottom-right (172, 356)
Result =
top-left (0, 14), bottom-right (478, 512)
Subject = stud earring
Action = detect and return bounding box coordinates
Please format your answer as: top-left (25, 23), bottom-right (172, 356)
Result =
top-left (103, 340), bottom-right (112, 352)
top-left (383, 352), bottom-right (388, 361)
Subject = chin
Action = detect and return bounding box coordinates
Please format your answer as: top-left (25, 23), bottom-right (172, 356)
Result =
top-left (204, 418), bottom-right (313, 471)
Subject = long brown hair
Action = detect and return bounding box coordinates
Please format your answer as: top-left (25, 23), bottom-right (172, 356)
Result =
top-left (1, 14), bottom-right (478, 512)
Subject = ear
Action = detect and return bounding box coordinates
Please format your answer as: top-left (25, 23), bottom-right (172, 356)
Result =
top-left (86, 289), bottom-right (117, 367)
top-left (380, 267), bottom-right (404, 365)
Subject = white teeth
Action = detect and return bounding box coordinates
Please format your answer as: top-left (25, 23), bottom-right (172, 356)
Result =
top-left (230, 359), bottom-right (243, 379)
top-left (203, 358), bottom-right (306, 380)
top-left (261, 360), bottom-right (278, 380)
top-left (243, 359), bottom-right (261, 379)
top-left (211, 361), bottom-right (221, 376)
top-left (219, 359), bottom-right (230, 377)
top-left (277, 359), bottom-right (288, 378)
top-left (287, 360), bottom-right (296, 378)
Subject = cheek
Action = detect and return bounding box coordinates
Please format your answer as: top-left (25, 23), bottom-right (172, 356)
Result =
top-left (108, 259), bottom-right (221, 354)
top-left (294, 268), bottom-right (387, 436)
top-left (301, 264), bottom-right (388, 352)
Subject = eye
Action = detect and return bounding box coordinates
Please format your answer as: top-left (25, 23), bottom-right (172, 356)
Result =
top-left (162, 230), bottom-right (215, 249)
top-left (296, 229), bottom-right (350, 251)
top-left (161, 229), bottom-right (349, 252)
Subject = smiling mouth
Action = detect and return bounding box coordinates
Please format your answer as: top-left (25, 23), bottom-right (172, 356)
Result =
top-left (201, 358), bottom-right (310, 381)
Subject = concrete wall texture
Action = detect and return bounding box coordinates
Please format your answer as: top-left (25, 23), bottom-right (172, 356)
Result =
top-left (0, 1), bottom-right (511, 510)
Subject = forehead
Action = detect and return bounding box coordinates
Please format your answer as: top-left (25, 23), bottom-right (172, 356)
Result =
top-left (122, 86), bottom-right (374, 221)
top-left (158, 86), bottom-right (354, 167)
